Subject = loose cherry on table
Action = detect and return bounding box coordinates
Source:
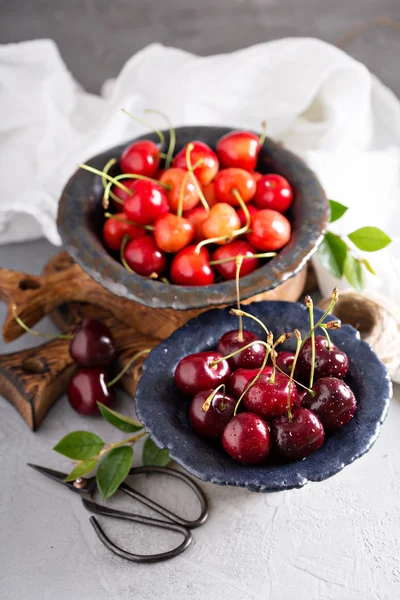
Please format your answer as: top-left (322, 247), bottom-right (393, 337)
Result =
top-left (69, 318), bottom-right (116, 367)
top-left (222, 412), bottom-right (271, 465)
top-left (184, 207), bottom-right (208, 242)
top-left (189, 389), bottom-right (236, 439)
top-left (124, 180), bottom-right (169, 225)
top-left (174, 351), bottom-right (230, 395)
top-left (173, 141), bottom-right (219, 185)
top-left (296, 335), bottom-right (349, 382)
top-left (211, 240), bottom-right (259, 280)
top-left (272, 407), bottom-right (325, 460)
top-left (103, 213), bottom-right (145, 251)
top-left (237, 203), bottom-right (258, 228)
top-left (214, 168), bottom-right (256, 206)
top-left (170, 245), bottom-right (214, 286)
top-left (276, 351), bottom-right (295, 376)
top-left (254, 174), bottom-right (293, 213)
top-left (217, 330), bottom-right (266, 370)
top-left (120, 140), bottom-right (161, 178)
top-left (228, 366), bottom-right (273, 398)
top-left (201, 203), bottom-right (241, 242)
top-left (243, 371), bottom-right (297, 420)
top-left (302, 377), bottom-right (357, 431)
top-left (216, 130), bottom-right (262, 172)
top-left (123, 235), bottom-right (167, 277)
top-left (154, 213), bottom-right (194, 253)
top-left (159, 167), bottom-right (199, 212)
top-left (68, 367), bottom-right (115, 415)
top-left (247, 209), bottom-right (291, 251)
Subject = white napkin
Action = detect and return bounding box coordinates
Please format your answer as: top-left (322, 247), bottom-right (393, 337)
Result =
top-left (1, 38), bottom-right (399, 303)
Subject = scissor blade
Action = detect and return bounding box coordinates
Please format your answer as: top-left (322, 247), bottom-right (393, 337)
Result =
top-left (28, 463), bottom-right (69, 484)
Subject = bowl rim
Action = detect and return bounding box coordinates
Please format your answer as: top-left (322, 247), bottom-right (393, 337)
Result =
top-left (135, 301), bottom-right (392, 492)
top-left (57, 126), bottom-right (329, 310)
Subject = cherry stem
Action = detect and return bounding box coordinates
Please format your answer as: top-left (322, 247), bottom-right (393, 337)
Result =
top-left (144, 109), bottom-right (175, 168)
top-left (287, 330), bottom-right (302, 422)
top-left (210, 252), bottom-right (276, 265)
top-left (185, 143), bottom-right (210, 212)
top-left (235, 256), bottom-right (244, 341)
top-left (102, 172), bottom-right (170, 209)
top-left (305, 295), bottom-right (316, 389)
top-left (79, 164), bottom-right (133, 205)
top-left (120, 235), bottom-right (135, 274)
top-left (121, 108), bottom-right (166, 147)
top-left (229, 309), bottom-right (270, 340)
top-left (11, 305), bottom-right (73, 341)
top-left (106, 349), bottom-right (151, 388)
top-left (268, 332), bottom-right (276, 383)
top-left (104, 212), bottom-right (154, 231)
top-left (259, 121), bottom-right (268, 146)
top-left (176, 157), bottom-right (203, 218)
top-left (211, 339), bottom-right (268, 368)
top-left (101, 158), bottom-right (123, 206)
top-left (161, 277), bottom-right (170, 284)
top-left (194, 235), bottom-right (231, 254)
top-left (234, 342), bottom-right (271, 416)
top-left (320, 326), bottom-right (333, 350)
top-left (300, 288), bottom-right (339, 351)
top-left (201, 383), bottom-right (226, 412)
top-left (232, 190), bottom-right (251, 236)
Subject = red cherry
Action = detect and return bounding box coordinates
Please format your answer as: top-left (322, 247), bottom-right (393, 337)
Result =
top-left (103, 213), bottom-right (145, 251)
top-left (202, 203), bottom-right (241, 243)
top-left (243, 372), bottom-right (297, 420)
top-left (174, 351), bottom-right (230, 395)
top-left (112, 179), bottom-right (137, 208)
top-left (217, 330), bottom-right (266, 370)
top-left (154, 213), bottom-right (194, 253)
top-left (214, 168), bottom-right (256, 206)
top-left (222, 412), bottom-right (271, 464)
top-left (272, 408), bottom-right (325, 461)
top-left (216, 131), bottom-right (261, 172)
top-left (247, 209), bottom-right (291, 251)
top-left (123, 235), bottom-right (166, 277)
top-left (159, 167), bottom-right (199, 212)
top-left (70, 319), bottom-right (116, 367)
top-left (201, 182), bottom-right (218, 207)
top-left (124, 180), bottom-right (169, 225)
top-left (276, 351), bottom-right (295, 376)
top-left (184, 207), bottom-right (208, 242)
top-left (296, 336), bottom-right (349, 382)
top-left (236, 203), bottom-right (258, 228)
top-left (120, 140), bottom-right (160, 177)
top-left (211, 240), bottom-right (259, 280)
top-left (68, 367), bottom-right (115, 415)
top-left (189, 389), bottom-right (236, 439)
top-left (170, 245), bottom-right (214, 286)
top-left (254, 174), bottom-right (293, 213)
top-left (228, 366), bottom-right (273, 398)
top-left (302, 377), bottom-right (357, 431)
top-left (252, 172), bottom-right (263, 183)
top-left (295, 389), bottom-right (307, 408)
top-left (173, 141), bottom-right (219, 185)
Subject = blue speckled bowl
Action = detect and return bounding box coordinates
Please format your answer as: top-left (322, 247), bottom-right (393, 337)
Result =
top-left (135, 301), bottom-right (392, 491)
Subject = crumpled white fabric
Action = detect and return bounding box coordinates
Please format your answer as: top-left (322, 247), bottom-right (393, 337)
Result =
top-left (0, 37), bottom-right (399, 304)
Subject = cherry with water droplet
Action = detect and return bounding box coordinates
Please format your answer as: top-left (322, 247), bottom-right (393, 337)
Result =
top-left (217, 330), bottom-right (266, 370)
top-left (302, 377), bottom-right (357, 431)
top-left (243, 371), bottom-right (297, 420)
top-left (222, 412), bottom-right (271, 464)
top-left (296, 335), bottom-right (349, 381)
top-left (174, 351), bottom-right (230, 395)
top-left (272, 407), bottom-right (325, 460)
top-left (189, 389), bottom-right (236, 439)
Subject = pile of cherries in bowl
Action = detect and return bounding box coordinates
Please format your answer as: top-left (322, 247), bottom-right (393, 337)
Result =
top-left (174, 291), bottom-right (357, 465)
top-left (83, 119), bottom-right (293, 286)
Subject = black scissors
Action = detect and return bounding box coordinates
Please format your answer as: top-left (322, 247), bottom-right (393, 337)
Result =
top-left (28, 464), bottom-right (208, 563)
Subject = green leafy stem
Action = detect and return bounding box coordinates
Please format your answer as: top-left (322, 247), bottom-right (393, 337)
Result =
top-left (53, 403), bottom-right (170, 500)
top-left (317, 200), bottom-right (391, 292)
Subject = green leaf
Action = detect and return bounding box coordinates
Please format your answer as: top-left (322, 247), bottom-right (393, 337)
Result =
top-left (64, 459), bottom-right (98, 482)
top-left (348, 227), bottom-right (392, 252)
top-left (96, 446), bottom-right (133, 500)
top-left (97, 403), bottom-right (143, 433)
top-left (142, 437), bottom-right (170, 467)
top-left (362, 258), bottom-right (376, 275)
top-left (317, 232), bottom-right (348, 278)
top-left (53, 431), bottom-right (104, 460)
top-left (344, 254), bottom-right (365, 292)
top-left (329, 199), bottom-right (348, 223)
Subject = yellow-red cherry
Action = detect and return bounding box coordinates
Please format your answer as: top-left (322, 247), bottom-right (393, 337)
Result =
top-left (159, 167), bottom-right (199, 212)
top-left (184, 207), bottom-right (208, 242)
top-left (172, 141), bottom-right (219, 185)
top-left (154, 213), bottom-right (194, 253)
top-left (214, 168), bottom-right (256, 206)
top-left (202, 203), bottom-right (241, 243)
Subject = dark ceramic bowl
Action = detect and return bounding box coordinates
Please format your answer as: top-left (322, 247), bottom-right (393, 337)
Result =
top-left (57, 126), bottom-right (329, 310)
top-left (135, 301), bottom-right (392, 491)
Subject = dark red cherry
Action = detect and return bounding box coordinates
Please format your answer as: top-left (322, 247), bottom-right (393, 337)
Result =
top-left (67, 367), bottom-right (115, 415)
top-left (297, 336), bottom-right (349, 381)
top-left (216, 131), bottom-right (261, 172)
top-left (302, 377), bottom-right (357, 431)
top-left (243, 372), bottom-right (297, 420)
top-left (189, 389), bottom-right (236, 439)
top-left (272, 408), bottom-right (325, 461)
top-left (123, 235), bottom-right (167, 277)
top-left (295, 389), bottom-right (307, 408)
top-left (217, 330), bottom-right (266, 370)
top-left (211, 240), bottom-right (259, 281)
top-left (276, 351), bottom-right (295, 376)
top-left (222, 412), bottom-right (271, 464)
top-left (174, 351), bottom-right (230, 395)
top-left (228, 366), bottom-right (273, 398)
top-left (170, 245), bottom-right (214, 286)
top-left (120, 140), bottom-right (160, 178)
top-left (69, 319), bottom-right (116, 367)
top-left (124, 180), bottom-right (169, 225)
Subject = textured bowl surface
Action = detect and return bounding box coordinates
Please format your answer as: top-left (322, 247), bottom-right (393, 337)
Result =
top-left (135, 301), bottom-right (392, 492)
top-left (57, 126), bottom-right (329, 310)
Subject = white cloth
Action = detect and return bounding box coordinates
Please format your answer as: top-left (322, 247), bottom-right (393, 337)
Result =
top-left (1, 38), bottom-right (399, 303)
